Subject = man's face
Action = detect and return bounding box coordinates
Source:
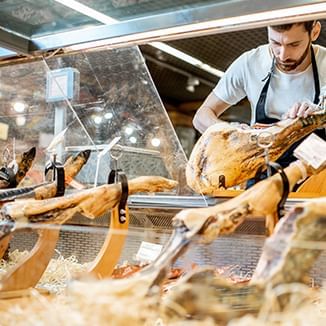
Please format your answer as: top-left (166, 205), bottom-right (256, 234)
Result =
top-left (268, 24), bottom-right (312, 72)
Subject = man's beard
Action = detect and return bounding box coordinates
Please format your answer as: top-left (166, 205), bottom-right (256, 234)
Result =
top-left (275, 42), bottom-right (311, 72)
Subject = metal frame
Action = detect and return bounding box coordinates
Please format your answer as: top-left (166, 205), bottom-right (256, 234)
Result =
top-left (31, 0), bottom-right (326, 52)
top-left (0, 28), bottom-right (29, 54)
top-left (127, 194), bottom-right (312, 209)
top-left (0, 0), bottom-right (326, 58)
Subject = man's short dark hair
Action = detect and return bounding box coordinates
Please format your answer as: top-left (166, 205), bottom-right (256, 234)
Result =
top-left (270, 21), bottom-right (316, 33)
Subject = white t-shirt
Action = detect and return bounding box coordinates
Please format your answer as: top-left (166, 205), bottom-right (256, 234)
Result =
top-left (213, 44), bottom-right (326, 125)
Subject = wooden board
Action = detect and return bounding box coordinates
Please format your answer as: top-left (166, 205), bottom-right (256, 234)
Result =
top-left (296, 169), bottom-right (326, 195)
top-left (0, 229), bottom-right (60, 292)
top-left (87, 205), bottom-right (129, 279)
top-left (0, 235), bottom-right (11, 259)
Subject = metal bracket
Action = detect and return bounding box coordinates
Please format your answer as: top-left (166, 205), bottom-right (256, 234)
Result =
top-left (108, 169), bottom-right (129, 224)
top-left (44, 156), bottom-right (65, 197)
top-left (267, 162), bottom-right (290, 219)
top-left (0, 166), bottom-right (17, 188)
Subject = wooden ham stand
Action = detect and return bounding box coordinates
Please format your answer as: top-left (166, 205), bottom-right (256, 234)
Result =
top-left (296, 169), bottom-right (326, 195)
top-left (87, 205), bottom-right (129, 279)
top-left (0, 206), bottom-right (130, 293)
top-left (86, 169), bottom-right (130, 279)
top-left (0, 159), bottom-right (65, 293)
top-left (0, 169), bottom-right (130, 293)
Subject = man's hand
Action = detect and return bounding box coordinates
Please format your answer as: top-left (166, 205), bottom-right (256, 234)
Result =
top-left (230, 122), bottom-right (251, 130)
top-left (283, 101), bottom-right (319, 119)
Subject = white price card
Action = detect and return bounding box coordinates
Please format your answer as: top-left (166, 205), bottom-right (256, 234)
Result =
top-left (0, 122), bottom-right (9, 140)
top-left (294, 133), bottom-right (326, 169)
top-left (135, 241), bottom-right (162, 263)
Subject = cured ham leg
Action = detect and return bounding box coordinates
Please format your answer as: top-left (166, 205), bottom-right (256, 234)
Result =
top-left (0, 147), bottom-right (36, 189)
top-left (0, 150), bottom-right (91, 259)
top-left (252, 198), bottom-right (326, 286)
top-left (0, 176), bottom-right (176, 291)
top-left (180, 160), bottom-right (315, 237)
top-left (142, 160), bottom-right (319, 290)
top-left (0, 176), bottom-right (178, 238)
top-left (0, 150), bottom-right (91, 203)
top-left (161, 197), bottom-right (326, 324)
top-left (0, 150), bottom-right (91, 261)
top-left (186, 113), bottom-right (326, 194)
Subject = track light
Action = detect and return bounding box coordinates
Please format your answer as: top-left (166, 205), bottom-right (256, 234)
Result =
top-left (186, 76), bottom-right (200, 92)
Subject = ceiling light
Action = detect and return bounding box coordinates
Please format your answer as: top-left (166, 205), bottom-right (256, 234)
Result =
top-left (151, 138), bottom-right (160, 147)
top-left (94, 116), bottom-right (102, 124)
top-left (16, 116), bottom-right (26, 126)
top-left (13, 102), bottom-right (26, 113)
top-left (186, 85), bottom-right (195, 93)
top-left (125, 126), bottom-right (133, 135)
top-left (187, 76), bottom-right (200, 86)
top-left (150, 42), bottom-right (224, 78)
top-left (129, 136), bottom-right (137, 144)
top-left (55, 0), bottom-right (224, 78)
top-left (186, 76), bottom-right (200, 92)
top-left (104, 112), bottom-right (113, 119)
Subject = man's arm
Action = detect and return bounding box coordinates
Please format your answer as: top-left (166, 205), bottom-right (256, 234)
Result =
top-left (192, 92), bottom-right (231, 133)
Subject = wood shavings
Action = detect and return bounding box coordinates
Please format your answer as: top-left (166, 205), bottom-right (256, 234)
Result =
top-left (0, 250), bottom-right (29, 278)
top-left (37, 250), bottom-right (89, 293)
top-left (0, 250), bottom-right (89, 293)
top-left (0, 263), bottom-right (325, 325)
top-left (0, 273), bottom-right (160, 325)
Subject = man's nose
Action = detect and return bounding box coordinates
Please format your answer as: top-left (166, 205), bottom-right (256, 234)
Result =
top-left (278, 46), bottom-right (290, 61)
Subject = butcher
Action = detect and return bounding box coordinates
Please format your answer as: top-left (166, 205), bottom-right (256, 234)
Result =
top-left (193, 20), bottom-right (326, 169)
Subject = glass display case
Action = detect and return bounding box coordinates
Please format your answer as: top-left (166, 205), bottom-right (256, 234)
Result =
top-left (0, 1), bottom-right (325, 324)
top-left (0, 45), bottom-right (191, 192)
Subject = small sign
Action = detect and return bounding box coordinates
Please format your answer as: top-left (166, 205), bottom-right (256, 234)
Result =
top-left (46, 68), bottom-right (80, 102)
top-left (135, 241), bottom-right (163, 263)
top-left (294, 133), bottom-right (326, 169)
top-left (0, 122), bottom-right (9, 140)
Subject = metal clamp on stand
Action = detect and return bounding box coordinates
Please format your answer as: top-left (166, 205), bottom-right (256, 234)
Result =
top-left (0, 167), bottom-right (17, 188)
top-left (267, 161), bottom-right (290, 219)
top-left (251, 131), bottom-right (290, 218)
top-left (44, 154), bottom-right (65, 197)
top-left (108, 147), bottom-right (128, 224)
top-left (251, 131), bottom-right (274, 185)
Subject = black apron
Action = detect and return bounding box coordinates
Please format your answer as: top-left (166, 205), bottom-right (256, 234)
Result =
top-left (255, 46), bottom-right (326, 167)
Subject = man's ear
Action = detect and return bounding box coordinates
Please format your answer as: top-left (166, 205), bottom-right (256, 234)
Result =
top-left (311, 21), bottom-right (321, 41)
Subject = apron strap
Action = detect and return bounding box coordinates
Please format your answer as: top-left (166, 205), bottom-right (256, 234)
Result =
top-left (311, 46), bottom-right (320, 104)
top-left (255, 46), bottom-right (320, 122)
top-left (255, 57), bottom-right (275, 122)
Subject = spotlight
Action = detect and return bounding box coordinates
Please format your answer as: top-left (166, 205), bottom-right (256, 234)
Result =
top-left (151, 138), bottom-right (160, 147)
top-left (125, 126), bottom-right (133, 135)
top-left (16, 116), bottom-right (26, 126)
top-left (104, 112), bottom-right (113, 119)
top-left (13, 102), bottom-right (26, 113)
top-left (129, 136), bottom-right (137, 144)
top-left (186, 77), bottom-right (200, 93)
top-left (94, 116), bottom-right (102, 124)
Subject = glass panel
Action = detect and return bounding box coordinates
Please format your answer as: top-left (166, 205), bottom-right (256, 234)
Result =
top-left (0, 48), bottom-right (15, 58)
top-left (0, 45), bottom-right (190, 194)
